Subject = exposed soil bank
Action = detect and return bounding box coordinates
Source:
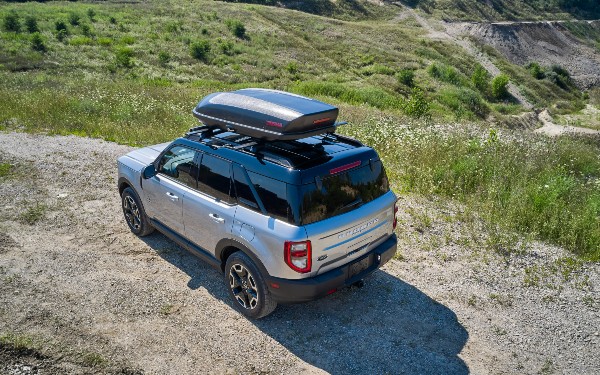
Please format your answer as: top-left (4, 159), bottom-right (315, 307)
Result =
top-left (451, 21), bottom-right (600, 89)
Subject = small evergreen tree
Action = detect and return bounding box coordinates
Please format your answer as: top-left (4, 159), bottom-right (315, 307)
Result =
top-left (190, 40), bottom-right (211, 61)
top-left (31, 32), bottom-right (47, 52)
top-left (225, 19), bottom-right (246, 38)
top-left (3, 11), bottom-right (21, 32)
top-left (25, 16), bottom-right (39, 33)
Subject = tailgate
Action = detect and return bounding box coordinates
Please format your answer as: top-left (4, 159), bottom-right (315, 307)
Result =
top-left (305, 191), bottom-right (396, 276)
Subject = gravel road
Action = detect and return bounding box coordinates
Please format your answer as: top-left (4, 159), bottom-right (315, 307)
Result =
top-left (0, 132), bottom-right (598, 374)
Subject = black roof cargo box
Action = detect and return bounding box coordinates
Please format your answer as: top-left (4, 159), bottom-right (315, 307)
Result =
top-left (192, 88), bottom-right (339, 141)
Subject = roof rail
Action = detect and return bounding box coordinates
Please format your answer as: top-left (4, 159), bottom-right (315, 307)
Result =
top-left (183, 122), bottom-right (359, 169)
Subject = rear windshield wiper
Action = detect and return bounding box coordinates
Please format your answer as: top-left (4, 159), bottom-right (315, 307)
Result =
top-left (335, 198), bottom-right (363, 214)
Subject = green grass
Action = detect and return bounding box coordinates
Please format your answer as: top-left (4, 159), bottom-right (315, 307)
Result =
top-left (220, 0), bottom-right (395, 21)
top-left (0, 332), bottom-right (110, 369)
top-left (0, 333), bottom-right (36, 352)
top-left (0, 162), bottom-right (11, 177)
top-left (78, 350), bottom-right (108, 367)
top-left (19, 203), bottom-right (47, 225)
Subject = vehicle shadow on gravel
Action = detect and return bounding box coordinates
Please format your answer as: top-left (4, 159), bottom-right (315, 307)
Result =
top-left (143, 233), bottom-right (469, 374)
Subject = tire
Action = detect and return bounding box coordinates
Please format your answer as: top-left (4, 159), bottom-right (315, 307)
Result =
top-left (121, 187), bottom-right (154, 237)
top-left (225, 252), bottom-right (277, 319)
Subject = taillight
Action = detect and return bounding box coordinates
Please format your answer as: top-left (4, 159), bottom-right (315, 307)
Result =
top-left (393, 202), bottom-right (399, 230)
top-left (284, 241), bottom-right (312, 273)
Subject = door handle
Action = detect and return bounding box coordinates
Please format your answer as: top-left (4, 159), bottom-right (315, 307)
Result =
top-left (166, 192), bottom-right (179, 201)
top-left (209, 213), bottom-right (225, 224)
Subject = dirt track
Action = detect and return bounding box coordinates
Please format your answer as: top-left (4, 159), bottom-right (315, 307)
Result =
top-left (1, 132), bottom-right (599, 374)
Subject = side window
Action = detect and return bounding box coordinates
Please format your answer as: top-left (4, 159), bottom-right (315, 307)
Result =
top-left (233, 165), bottom-right (259, 210)
top-left (157, 145), bottom-right (198, 189)
top-left (198, 154), bottom-right (233, 203)
top-left (247, 171), bottom-right (289, 222)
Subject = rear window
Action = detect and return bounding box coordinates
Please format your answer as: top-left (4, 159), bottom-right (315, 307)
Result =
top-left (299, 161), bottom-right (389, 225)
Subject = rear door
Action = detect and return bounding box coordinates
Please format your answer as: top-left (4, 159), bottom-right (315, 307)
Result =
top-left (183, 154), bottom-right (235, 253)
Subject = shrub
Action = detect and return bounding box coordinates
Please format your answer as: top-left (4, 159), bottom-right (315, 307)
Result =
top-left (471, 65), bottom-right (490, 94)
top-left (527, 62), bottom-right (545, 79)
top-left (56, 29), bottom-right (68, 42)
top-left (30, 33), bottom-right (46, 52)
top-left (427, 62), bottom-right (462, 85)
top-left (438, 87), bottom-right (489, 119)
top-left (80, 24), bottom-right (93, 37)
top-left (87, 8), bottom-right (96, 22)
top-left (98, 37), bottom-right (112, 46)
top-left (69, 12), bottom-right (81, 26)
top-left (158, 51), bottom-right (171, 66)
top-left (3, 11), bottom-right (21, 32)
top-left (285, 61), bottom-right (298, 74)
top-left (396, 69), bottom-right (415, 87)
top-left (120, 35), bottom-right (135, 45)
top-left (225, 19), bottom-right (246, 38)
top-left (69, 36), bottom-right (93, 46)
top-left (190, 40), bottom-right (211, 61)
top-left (165, 22), bottom-right (181, 33)
top-left (404, 87), bottom-right (430, 118)
top-left (24, 16), bottom-right (39, 33)
top-left (219, 40), bottom-right (235, 56)
top-left (55, 20), bottom-right (69, 34)
top-left (491, 74), bottom-right (510, 100)
top-left (547, 65), bottom-right (572, 90)
top-left (115, 47), bottom-right (134, 68)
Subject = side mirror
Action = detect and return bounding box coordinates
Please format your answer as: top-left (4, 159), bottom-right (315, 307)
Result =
top-left (142, 164), bottom-right (156, 179)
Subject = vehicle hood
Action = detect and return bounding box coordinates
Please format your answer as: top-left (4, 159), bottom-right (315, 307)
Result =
top-left (122, 142), bottom-right (171, 166)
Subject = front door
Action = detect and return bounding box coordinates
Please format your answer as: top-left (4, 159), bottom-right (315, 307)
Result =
top-left (144, 145), bottom-right (199, 233)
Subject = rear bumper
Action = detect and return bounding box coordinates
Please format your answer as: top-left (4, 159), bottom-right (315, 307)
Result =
top-left (267, 234), bottom-right (397, 303)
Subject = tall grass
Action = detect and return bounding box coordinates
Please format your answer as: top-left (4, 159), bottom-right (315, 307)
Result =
top-left (292, 81), bottom-right (403, 110)
top-left (344, 119), bottom-right (600, 261)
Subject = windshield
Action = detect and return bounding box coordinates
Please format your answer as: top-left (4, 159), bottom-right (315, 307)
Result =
top-left (299, 161), bottom-right (389, 225)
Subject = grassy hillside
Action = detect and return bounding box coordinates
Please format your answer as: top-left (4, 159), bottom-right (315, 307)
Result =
top-left (408, 0), bottom-right (600, 21)
top-left (0, 0), bottom-right (598, 260)
top-left (0, 0), bottom-right (585, 136)
top-left (220, 0), bottom-right (395, 21)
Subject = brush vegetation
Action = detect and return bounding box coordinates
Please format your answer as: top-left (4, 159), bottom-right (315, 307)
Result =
top-left (0, 1), bottom-right (598, 260)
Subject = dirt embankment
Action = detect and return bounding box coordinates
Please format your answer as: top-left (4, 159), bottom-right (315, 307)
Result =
top-left (451, 21), bottom-right (600, 89)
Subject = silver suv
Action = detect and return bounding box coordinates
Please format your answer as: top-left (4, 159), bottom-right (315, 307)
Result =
top-left (117, 89), bottom-right (397, 319)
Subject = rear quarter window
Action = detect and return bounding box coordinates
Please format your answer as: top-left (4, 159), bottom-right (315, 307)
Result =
top-left (247, 171), bottom-right (290, 223)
